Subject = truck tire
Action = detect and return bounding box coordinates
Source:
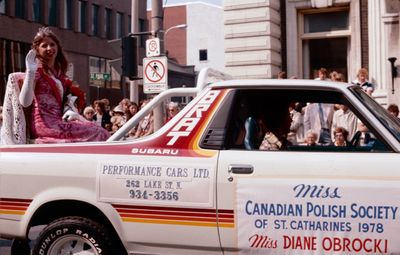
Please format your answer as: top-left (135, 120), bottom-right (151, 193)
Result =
top-left (32, 216), bottom-right (119, 255)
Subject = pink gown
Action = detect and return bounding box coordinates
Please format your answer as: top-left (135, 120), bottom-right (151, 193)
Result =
top-left (30, 68), bottom-right (110, 143)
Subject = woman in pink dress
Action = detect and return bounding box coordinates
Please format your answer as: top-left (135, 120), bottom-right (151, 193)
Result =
top-left (19, 27), bottom-right (109, 143)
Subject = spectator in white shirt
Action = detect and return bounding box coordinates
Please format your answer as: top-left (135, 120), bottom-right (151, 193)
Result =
top-left (331, 105), bottom-right (358, 142)
top-left (304, 102), bottom-right (334, 145)
top-left (287, 102), bottom-right (304, 145)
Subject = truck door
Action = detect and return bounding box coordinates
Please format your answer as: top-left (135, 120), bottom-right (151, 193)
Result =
top-left (216, 87), bottom-right (400, 254)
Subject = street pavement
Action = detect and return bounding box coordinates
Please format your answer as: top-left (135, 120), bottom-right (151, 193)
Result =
top-left (0, 226), bottom-right (43, 255)
top-left (0, 239), bottom-right (11, 255)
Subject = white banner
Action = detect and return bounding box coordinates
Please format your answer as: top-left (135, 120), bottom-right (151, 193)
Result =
top-left (237, 178), bottom-right (400, 254)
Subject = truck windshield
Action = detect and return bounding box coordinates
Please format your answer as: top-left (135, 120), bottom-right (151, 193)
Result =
top-left (350, 86), bottom-right (400, 143)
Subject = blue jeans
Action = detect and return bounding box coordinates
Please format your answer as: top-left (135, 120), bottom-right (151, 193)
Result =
top-left (319, 129), bottom-right (331, 145)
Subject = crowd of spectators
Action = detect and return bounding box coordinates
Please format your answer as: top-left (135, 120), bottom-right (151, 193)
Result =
top-left (78, 98), bottom-right (181, 139)
top-left (276, 67), bottom-right (399, 148)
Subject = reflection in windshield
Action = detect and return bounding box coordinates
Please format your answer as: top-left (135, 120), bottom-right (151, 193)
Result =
top-left (350, 87), bottom-right (400, 143)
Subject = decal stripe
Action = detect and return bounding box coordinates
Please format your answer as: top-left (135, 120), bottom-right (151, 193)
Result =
top-left (189, 89), bottom-right (230, 157)
top-left (0, 198), bottom-right (32, 216)
top-left (113, 204), bottom-right (235, 228)
top-left (115, 208), bottom-right (233, 218)
top-left (119, 213), bottom-right (234, 223)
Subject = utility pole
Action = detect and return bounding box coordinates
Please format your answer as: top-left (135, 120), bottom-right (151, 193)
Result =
top-left (151, 0), bottom-right (165, 131)
top-left (130, 0), bottom-right (139, 104)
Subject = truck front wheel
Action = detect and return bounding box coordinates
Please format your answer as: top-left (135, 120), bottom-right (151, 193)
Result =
top-left (32, 216), bottom-right (119, 255)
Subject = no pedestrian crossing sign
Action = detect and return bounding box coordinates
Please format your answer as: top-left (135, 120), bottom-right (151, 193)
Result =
top-left (143, 56), bottom-right (168, 94)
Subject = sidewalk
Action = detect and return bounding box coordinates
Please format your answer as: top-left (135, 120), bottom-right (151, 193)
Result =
top-left (0, 239), bottom-right (11, 255)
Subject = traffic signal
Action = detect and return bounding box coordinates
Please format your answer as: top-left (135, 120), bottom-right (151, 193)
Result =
top-left (122, 36), bottom-right (138, 79)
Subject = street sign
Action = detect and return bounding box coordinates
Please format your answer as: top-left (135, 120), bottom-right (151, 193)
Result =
top-left (146, 38), bottom-right (160, 57)
top-left (143, 56), bottom-right (168, 94)
top-left (90, 72), bottom-right (111, 81)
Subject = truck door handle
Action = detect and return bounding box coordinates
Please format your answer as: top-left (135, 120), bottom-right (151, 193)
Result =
top-left (228, 164), bottom-right (254, 174)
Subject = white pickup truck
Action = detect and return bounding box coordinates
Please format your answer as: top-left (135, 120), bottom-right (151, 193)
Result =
top-left (0, 69), bottom-right (399, 255)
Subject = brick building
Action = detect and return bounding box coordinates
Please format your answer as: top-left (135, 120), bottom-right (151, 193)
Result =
top-left (0, 0), bottom-right (147, 106)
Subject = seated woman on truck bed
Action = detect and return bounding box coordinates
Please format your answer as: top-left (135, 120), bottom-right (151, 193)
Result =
top-left (19, 27), bottom-right (109, 143)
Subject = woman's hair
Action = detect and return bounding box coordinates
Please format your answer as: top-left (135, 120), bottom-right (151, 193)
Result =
top-left (387, 104), bottom-right (399, 116)
top-left (94, 100), bottom-right (106, 114)
top-left (357, 68), bottom-right (369, 78)
top-left (32, 27), bottom-right (69, 74)
top-left (83, 106), bottom-right (95, 115)
top-left (333, 126), bottom-right (349, 140)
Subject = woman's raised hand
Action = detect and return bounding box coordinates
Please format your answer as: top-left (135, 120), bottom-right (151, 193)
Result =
top-left (25, 50), bottom-right (38, 72)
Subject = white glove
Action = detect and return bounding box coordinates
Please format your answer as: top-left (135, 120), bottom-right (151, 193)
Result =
top-left (25, 50), bottom-right (38, 72)
top-left (62, 110), bottom-right (87, 122)
top-left (19, 50), bottom-right (38, 107)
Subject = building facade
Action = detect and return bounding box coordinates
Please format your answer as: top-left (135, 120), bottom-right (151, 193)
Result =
top-left (151, 2), bottom-right (224, 73)
top-left (0, 0), bottom-right (147, 106)
top-left (224, 0), bottom-right (400, 105)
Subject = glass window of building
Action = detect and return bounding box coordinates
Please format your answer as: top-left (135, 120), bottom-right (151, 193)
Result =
top-left (105, 8), bottom-right (112, 39)
top-left (49, 0), bottom-right (57, 26)
top-left (91, 4), bottom-right (99, 36)
top-left (139, 18), bottom-right (146, 47)
top-left (199, 49), bottom-right (208, 61)
top-left (300, 8), bottom-right (350, 79)
top-left (15, 0), bottom-right (25, 18)
top-left (304, 11), bottom-right (349, 33)
top-left (32, 0), bottom-right (42, 22)
top-left (116, 12), bottom-right (124, 38)
top-left (0, 40), bottom-right (30, 104)
top-left (1, 0), bottom-right (6, 14)
top-left (78, 0), bottom-right (86, 33)
top-left (89, 56), bottom-right (116, 89)
top-left (64, 0), bottom-right (73, 29)
top-left (128, 15), bottom-right (131, 34)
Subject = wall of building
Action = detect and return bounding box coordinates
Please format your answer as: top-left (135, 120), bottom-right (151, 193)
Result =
top-left (381, 0), bottom-right (400, 105)
top-left (224, 0), bottom-right (281, 79)
top-left (163, 5), bottom-right (187, 65)
top-left (186, 3), bottom-right (224, 72)
top-left (150, 2), bottom-right (224, 73)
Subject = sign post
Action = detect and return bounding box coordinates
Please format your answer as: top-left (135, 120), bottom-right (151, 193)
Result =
top-left (143, 56), bottom-right (168, 94)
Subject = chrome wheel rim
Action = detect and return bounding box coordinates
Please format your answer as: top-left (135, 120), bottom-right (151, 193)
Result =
top-left (47, 235), bottom-right (100, 255)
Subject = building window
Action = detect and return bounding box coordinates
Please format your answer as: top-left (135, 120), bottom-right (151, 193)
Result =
top-left (139, 18), bottom-right (146, 47)
top-left (304, 11), bottom-right (349, 33)
top-left (32, 0), bottom-right (42, 22)
top-left (300, 8), bottom-right (350, 79)
top-left (78, 0), bottom-right (86, 33)
top-left (48, 0), bottom-right (57, 26)
top-left (89, 56), bottom-right (117, 89)
top-left (128, 15), bottom-right (131, 34)
top-left (105, 8), bottom-right (112, 39)
top-left (199, 49), bottom-right (208, 61)
top-left (91, 4), bottom-right (99, 36)
top-left (116, 12), bottom-right (124, 38)
top-left (0, 40), bottom-right (30, 105)
top-left (64, 0), bottom-right (73, 29)
top-left (15, 0), bottom-right (25, 18)
top-left (1, 0), bottom-right (7, 14)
